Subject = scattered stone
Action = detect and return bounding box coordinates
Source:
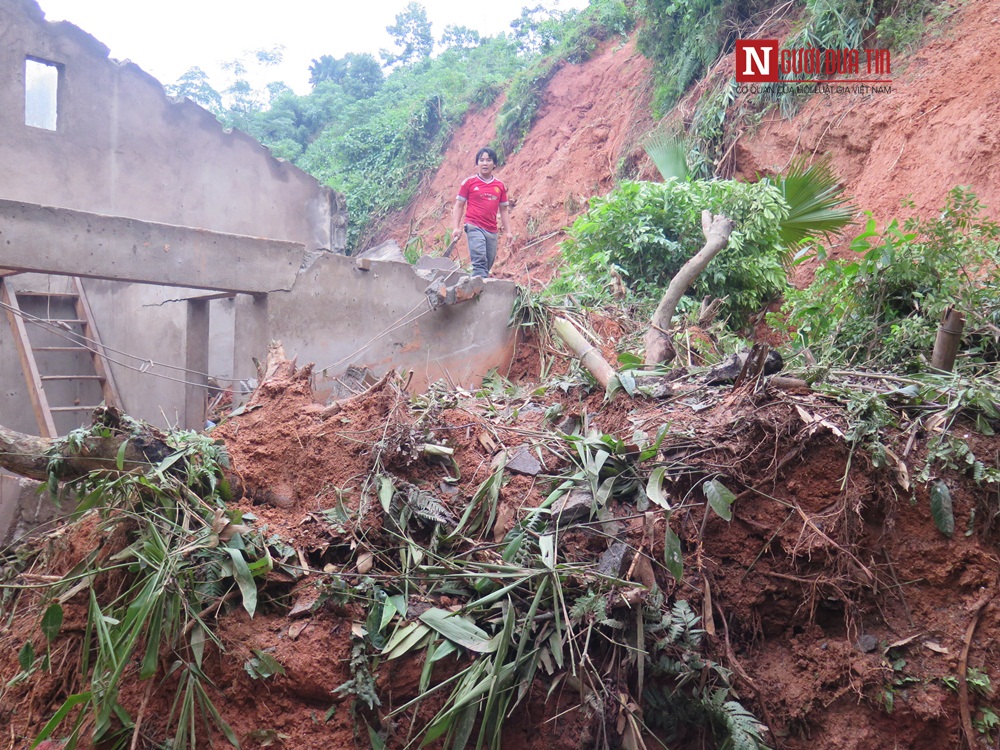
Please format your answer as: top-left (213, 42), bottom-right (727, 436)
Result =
top-left (506, 447), bottom-right (542, 476)
top-left (552, 488), bottom-right (594, 524)
top-left (355, 239), bottom-right (406, 262)
top-left (597, 540), bottom-right (629, 578)
top-left (554, 414), bottom-right (581, 435)
top-left (705, 349), bottom-right (784, 385)
top-left (439, 481), bottom-right (460, 496)
top-left (856, 634), bottom-right (879, 653)
top-left (288, 591), bottom-right (319, 619)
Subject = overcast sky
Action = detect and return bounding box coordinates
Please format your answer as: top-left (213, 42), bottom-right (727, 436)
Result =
top-left (37, 0), bottom-right (589, 95)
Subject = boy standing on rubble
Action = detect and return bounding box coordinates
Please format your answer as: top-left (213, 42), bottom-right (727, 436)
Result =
top-left (452, 147), bottom-right (511, 278)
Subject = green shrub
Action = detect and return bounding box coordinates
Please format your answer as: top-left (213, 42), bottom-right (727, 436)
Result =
top-left (784, 187), bottom-right (1000, 370)
top-left (638, 0), bottom-right (770, 116)
top-left (550, 178), bottom-right (791, 325)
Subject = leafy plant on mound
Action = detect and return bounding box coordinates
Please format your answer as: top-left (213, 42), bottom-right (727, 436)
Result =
top-left (0, 426), bottom-right (267, 749)
top-left (549, 177), bottom-right (790, 326)
top-left (783, 187), bottom-right (1000, 371)
top-left (316, 417), bottom-right (768, 750)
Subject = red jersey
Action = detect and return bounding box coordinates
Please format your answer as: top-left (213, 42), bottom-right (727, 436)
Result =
top-left (457, 175), bottom-right (508, 233)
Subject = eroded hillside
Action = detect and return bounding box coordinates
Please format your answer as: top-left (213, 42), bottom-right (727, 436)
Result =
top-left (380, 0), bottom-right (1000, 286)
top-left (379, 37), bottom-right (655, 285)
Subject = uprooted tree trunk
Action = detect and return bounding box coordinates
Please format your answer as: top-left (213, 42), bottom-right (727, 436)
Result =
top-left (552, 316), bottom-right (616, 388)
top-left (0, 406), bottom-right (174, 483)
top-left (644, 210), bottom-right (735, 367)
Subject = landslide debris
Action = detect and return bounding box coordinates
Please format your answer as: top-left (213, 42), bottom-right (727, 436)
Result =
top-left (1, 326), bottom-right (999, 750)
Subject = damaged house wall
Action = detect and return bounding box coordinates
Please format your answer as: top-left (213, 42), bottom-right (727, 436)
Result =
top-left (0, 0), bottom-right (518, 444)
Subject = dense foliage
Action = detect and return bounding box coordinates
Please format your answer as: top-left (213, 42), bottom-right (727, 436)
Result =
top-left (551, 178), bottom-right (791, 325)
top-left (784, 187), bottom-right (1000, 371)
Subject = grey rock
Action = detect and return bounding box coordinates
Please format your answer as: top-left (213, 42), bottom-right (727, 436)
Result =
top-left (856, 634), bottom-right (879, 653)
top-left (597, 541), bottom-right (629, 578)
top-left (355, 239), bottom-right (406, 262)
top-left (552, 488), bottom-right (594, 524)
top-left (507, 447), bottom-right (543, 476)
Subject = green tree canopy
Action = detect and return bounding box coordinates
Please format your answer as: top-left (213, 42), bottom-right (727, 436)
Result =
top-left (309, 53), bottom-right (383, 98)
top-left (440, 24), bottom-right (482, 51)
top-left (166, 67), bottom-right (222, 113)
top-left (381, 2), bottom-right (434, 67)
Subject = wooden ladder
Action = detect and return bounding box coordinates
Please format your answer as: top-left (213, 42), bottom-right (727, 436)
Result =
top-left (2, 277), bottom-right (122, 437)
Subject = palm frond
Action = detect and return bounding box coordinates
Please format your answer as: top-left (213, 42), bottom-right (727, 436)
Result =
top-left (644, 133), bottom-right (689, 182)
top-left (766, 156), bottom-right (855, 248)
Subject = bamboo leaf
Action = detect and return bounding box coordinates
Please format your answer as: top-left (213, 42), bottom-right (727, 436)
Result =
top-left (929, 479), bottom-right (955, 537)
top-left (383, 622), bottom-right (432, 660)
top-left (646, 466), bottom-right (670, 510)
top-left (419, 608), bottom-right (496, 653)
top-left (226, 548), bottom-right (258, 617)
top-left (539, 533), bottom-right (555, 569)
top-left (430, 639), bottom-right (458, 663)
top-left (31, 691), bottom-right (92, 748)
top-left (379, 476), bottom-right (394, 513)
top-left (41, 603), bottom-right (63, 643)
top-left (367, 723), bottom-right (386, 750)
top-left (450, 703), bottom-right (478, 749)
top-left (115, 439), bottom-right (129, 471)
top-left (196, 679), bottom-right (241, 747)
top-left (190, 624), bottom-right (206, 669)
top-left (18, 640), bottom-right (34, 671)
top-left (703, 479), bottom-right (735, 521)
top-left (618, 370), bottom-right (637, 397)
top-left (664, 515), bottom-right (683, 582)
top-left (595, 475), bottom-right (616, 508)
top-left (139, 603), bottom-right (163, 679)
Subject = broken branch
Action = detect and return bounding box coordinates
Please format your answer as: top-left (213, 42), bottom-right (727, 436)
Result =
top-left (552, 316), bottom-right (615, 389)
top-left (644, 211), bottom-right (735, 366)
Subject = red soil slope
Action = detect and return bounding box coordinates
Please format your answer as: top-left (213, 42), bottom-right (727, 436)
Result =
top-left (383, 0), bottom-right (1000, 287)
top-left (736, 0), bottom-right (1000, 276)
top-left (378, 37), bottom-right (655, 286)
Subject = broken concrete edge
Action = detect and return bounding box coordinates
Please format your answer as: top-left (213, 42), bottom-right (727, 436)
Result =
top-left (350, 254), bottom-right (504, 302)
top-left (0, 470), bottom-right (63, 547)
top-left (425, 275), bottom-right (485, 310)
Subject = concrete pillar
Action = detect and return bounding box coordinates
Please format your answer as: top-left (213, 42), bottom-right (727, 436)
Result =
top-left (184, 299), bottom-right (209, 431)
top-left (233, 293), bottom-right (269, 383)
top-left (0, 471), bottom-right (20, 545)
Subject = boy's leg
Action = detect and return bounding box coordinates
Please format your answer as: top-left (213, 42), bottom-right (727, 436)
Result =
top-left (466, 225), bottom-right (496, 278)
top-left (483, 230), bottom-right (498, 274)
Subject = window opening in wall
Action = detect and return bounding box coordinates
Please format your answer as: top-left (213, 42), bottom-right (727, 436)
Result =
top-left (25, 58), bottom-right (60, 130)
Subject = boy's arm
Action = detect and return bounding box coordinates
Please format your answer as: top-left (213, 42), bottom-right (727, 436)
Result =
top-left (452, 198), bottom-right (466, 234)
top-left (498, 203), bottom-right (511, 236)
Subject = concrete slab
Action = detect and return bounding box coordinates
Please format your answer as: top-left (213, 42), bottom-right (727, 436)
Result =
top-left (0, 199), bottom-right (304, 293)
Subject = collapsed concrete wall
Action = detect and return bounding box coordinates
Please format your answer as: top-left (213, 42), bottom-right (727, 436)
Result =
top-left (0, 0), bottom-right (345, 249)
top-left (0, 0), bottom-right (520, 443)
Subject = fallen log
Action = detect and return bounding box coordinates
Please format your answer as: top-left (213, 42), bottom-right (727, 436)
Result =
top-left (0, 406), bottom-right (173, 483)
top-left (552, 316), bottom-right (616, 389)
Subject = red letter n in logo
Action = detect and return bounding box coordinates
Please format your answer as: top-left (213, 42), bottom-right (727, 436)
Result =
top-left (736, 40), bottom-right (778, 82)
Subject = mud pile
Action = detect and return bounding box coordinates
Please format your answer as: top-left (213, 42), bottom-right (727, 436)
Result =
top-left (2, 328), bottom-right (997, 749)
